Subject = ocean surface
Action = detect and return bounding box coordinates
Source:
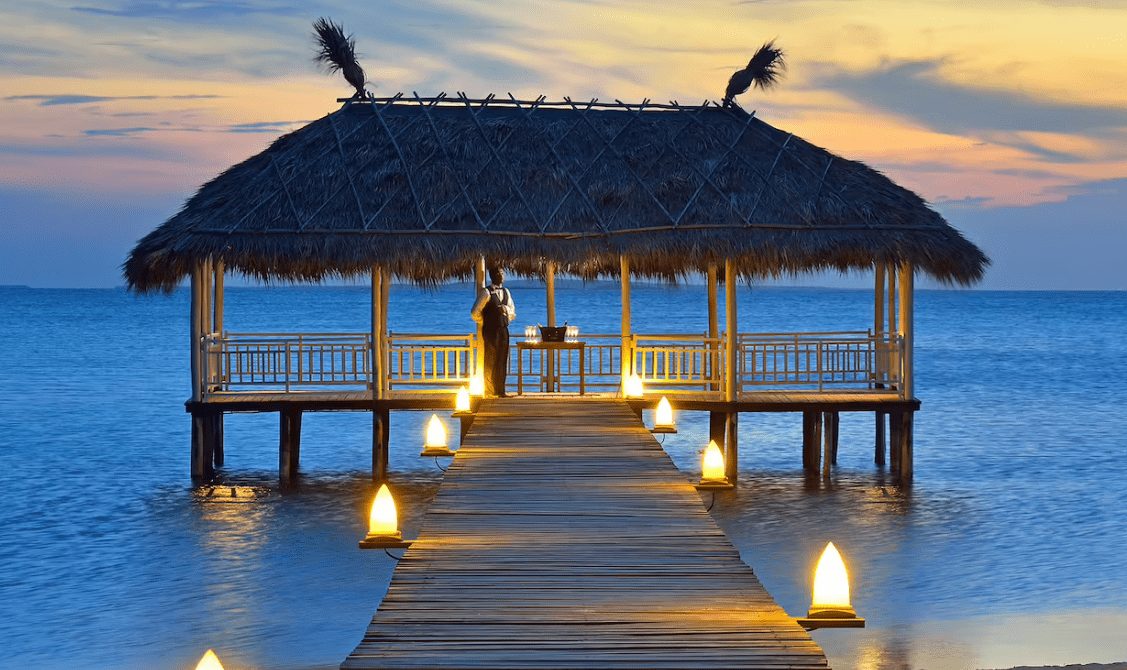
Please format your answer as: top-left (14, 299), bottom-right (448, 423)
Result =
top-left (1, 282), bottom-right (1125, 670)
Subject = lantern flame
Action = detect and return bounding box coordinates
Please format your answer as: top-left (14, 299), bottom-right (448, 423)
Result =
top-left (655, 397), bottom-right (674, 429)
top-left (195, 650), bottom-right (225, 670)
top-left (425, 414), bottom-right (447, 448)
top-left (455, 386), bottom-right (471, 413)
top-left (701, 440), bottom-right (726, 482)
top-left (469, 372), bottom-right (485, 396)
top-left (810, 542), bottom-right (854, 616)
top-left (623, 373), bottom-right (644, 398)
top-left (368, 484), bottom-right (399, 538)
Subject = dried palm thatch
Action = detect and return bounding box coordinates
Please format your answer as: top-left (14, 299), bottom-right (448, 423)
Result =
top-left (123, 94), bottom-right (988, 292)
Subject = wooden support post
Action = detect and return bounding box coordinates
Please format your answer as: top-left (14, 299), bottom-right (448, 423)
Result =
top-left (620, 256), bottom-right (632, 386)
top-left (724, 260), bottom-right (738, 403)
top-left (213, 260), bottom-right (224, 334)
top-left (889, 411), bottom-right (902, 472)
top-left (280, 407), bottom-right (302, 481)
top-left (547, 261), bottom-right (556, 388)
top-left (371, 267), bottom-right (381, 397)
top-left (724, 412), bottom-right (739, 484)
top-left (190, 412), bottom-right (215, 479)
top-left (875, 412), bottom-right (886, 465)
top-left (802, 411), bottom-right (823, 473)
top-left (707, 264), bottom-right (719, 392)
top-left (372, 407), bottom-right (389, 481)
top-left (190, 262), bottom-right (202, 402)
top-left (826, 411), bottom-right (839, 465)
top-left (897, 411), bottom-right (914, 480)
top-left (475, 257), bottom-right (486, 379)
top-left (212, 413), bottom-right (224, 468)
top-left (709, 412), bottom-right (726, 448)
top-left (380, 267), bottom-right (390, 399)
top-left (899, 262), bottom-right (915, 401)
top-left (459, 415), bottom-right (475, 443)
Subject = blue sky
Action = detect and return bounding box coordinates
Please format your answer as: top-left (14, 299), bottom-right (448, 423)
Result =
top-left (2, 0), bottom-right (1124, 289)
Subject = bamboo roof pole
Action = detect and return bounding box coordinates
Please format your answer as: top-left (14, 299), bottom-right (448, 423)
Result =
top-left (724, 261), bottom-right (738, 403)
top-left (371, 266), bottom-right (382, 399)
top-left (707, 264), bottom-right (719, 392)
top-left (898, 262), bottom-right (914, 400)
top-left (214, 260), bottom-right (225, 334)
top-left (475, 257), bottom-right (485, 379)
top-left (189, 261), bottom-right (202, 402)
top-left (380, 266), bottom-right (390, 398)
top-left (546, 261), bottom-right (556, 327)
top-left (620, 256), bottom-right (632, 386)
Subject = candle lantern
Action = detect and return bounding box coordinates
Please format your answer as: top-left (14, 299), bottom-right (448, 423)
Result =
top-left (453, 386), bottom-right (473, 417)
top-left (623, 373), bottom-right (644, 398)
top-left (651, 397), bottom-right (677, 434)
top-left (695, 440), bottom-right (733, 490)
top-left (195, 650), bottom-right (225, 670)
top-left (359, 484), bottom-right (413, 549)
top-left (420, 414), bottom-right (455, 457)
top-left (797, 542), bottom-right (865, 629)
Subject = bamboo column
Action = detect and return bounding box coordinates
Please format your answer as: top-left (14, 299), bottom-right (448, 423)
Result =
top-left (874, 263), bottom-right (886, 466)
top-left (897, 261), bottom-right (915, 479)
top-left (707, 264), bottom-right (719, 392)
top-left (212, 260), bottom-right (225, 467)
top-left (620, 256), bottom-right (632, 387)
top-left (475, 257), bottom-right (486, 379)
top-left (724, 260), bottom-right (738, 483)
top-left (546, 261), bottom-right (556, 389)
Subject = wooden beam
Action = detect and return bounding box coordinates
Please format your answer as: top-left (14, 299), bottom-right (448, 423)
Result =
top-left (803, 411), bottom-right (822, 473)
top-left (898, 261), bottom-right (914, 400)
top-left (371, 266), bottom-right (382, 399)
top-left (897, 411), bottom-right (914, 480)
top-left (475, 257), bottom-right (485, 379)
top-left (546, 261), bottom-right (556, 327)
top-left (725, 412), bottom-right (738, 483)
top-left (212, 413), bottom-right (224, 468)
top-left (380, 266), bottom-right (390, 398)
top-left (213, 259), bottom-right (224, 334)
top-left (190, 413), bottom-right (214, 479)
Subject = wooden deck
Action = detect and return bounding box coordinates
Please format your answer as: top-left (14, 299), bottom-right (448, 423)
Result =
top-left (342, 399), bottom-right (829, 670)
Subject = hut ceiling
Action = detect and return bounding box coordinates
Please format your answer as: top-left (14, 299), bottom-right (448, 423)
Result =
top-left (124, 94), bottom-right (989, 291)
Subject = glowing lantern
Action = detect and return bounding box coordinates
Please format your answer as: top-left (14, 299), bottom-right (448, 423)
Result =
top-left (359, 484), bottom-right (412, 549)
top-left (695, 440), bottom-right (733, 491)
top-left (623, 373), bottom-right (644, 398)
top-left (453, 386), bottom-right (472, 415)
top-left (421, 414), bottom-right (455, 457)
top-left (195, 650), bottom-right (225, 670)
top-left (797, 542), bottom-right (864, 629)
top-left (469, 372), bottom-right (485, 396)
top-left (652, 396), bottom-right (676, 433)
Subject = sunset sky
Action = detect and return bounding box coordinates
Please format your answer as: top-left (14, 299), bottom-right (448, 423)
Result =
top-left (3, 0), bottom-right (1125, 289)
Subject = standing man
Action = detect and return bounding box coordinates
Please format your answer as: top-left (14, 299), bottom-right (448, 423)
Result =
top-left (471, 266), bottom-right (516, 398)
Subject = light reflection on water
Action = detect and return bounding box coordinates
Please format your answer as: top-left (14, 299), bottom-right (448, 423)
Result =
top-left (2, 286), bottom-right (1126, 669)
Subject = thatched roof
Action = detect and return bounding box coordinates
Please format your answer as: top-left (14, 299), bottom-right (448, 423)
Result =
top-left (124, 94), bottom-right (988, 292)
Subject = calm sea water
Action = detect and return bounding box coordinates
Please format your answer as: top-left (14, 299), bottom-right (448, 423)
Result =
top-left (1, 283), bottom-right (1125, 670)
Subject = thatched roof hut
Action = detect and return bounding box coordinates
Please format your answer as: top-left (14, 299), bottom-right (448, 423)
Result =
top-left (123, 94), bottom-right (988, 292)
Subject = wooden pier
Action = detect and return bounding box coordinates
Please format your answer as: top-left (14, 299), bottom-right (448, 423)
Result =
top-left (343, 399), bottom-right (829, 669)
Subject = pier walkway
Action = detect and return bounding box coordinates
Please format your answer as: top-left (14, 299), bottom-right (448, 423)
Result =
top-left (343, 398), bottom-right (828, 669)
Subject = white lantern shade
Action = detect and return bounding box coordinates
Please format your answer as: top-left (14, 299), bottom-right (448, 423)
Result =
top-left (655, 397), bottom-right (674, 428)
top-left (811, 542), bottom-right (853, 614)
top-left (195, 650), bottom-right (225, 670)
top-left (425, 414), bottom-right (447, 448)
top-left (455, 386), bottom-right (471, 413)
top-left (624, 373), bottom-right (644, 398)
top-left (701, 440), bottom-right (726, 482)
top-left (369, 484), bottom-right (399, 537)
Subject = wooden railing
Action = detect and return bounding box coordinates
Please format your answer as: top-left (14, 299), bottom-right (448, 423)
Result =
top-left (737, 331), bottom-right (901, 393)
top-left (386, 332), bottom-right (476, 391)
top-left (203, 333), bottom-right (371, 392)
top-left (200, 330), bottom-right (903, 397)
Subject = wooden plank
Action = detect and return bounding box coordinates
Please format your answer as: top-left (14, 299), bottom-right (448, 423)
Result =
top-left (343, 399), bottom-right (828, 670)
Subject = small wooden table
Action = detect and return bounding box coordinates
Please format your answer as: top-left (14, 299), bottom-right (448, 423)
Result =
top-left (516, 341), bottom-right (585, 395)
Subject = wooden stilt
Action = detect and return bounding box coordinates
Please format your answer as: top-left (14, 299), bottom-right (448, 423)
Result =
top-left (889, 411), bottom-right (902, 472)
top-left (190, 413), bottom-right (214, 479)
top-left (724, 412), bottom-right (738, 484)
top-left (372, 407), bottom-right (389, 481)
top-left (826, 411), bottom-right (839, 466)
top-left (803, 411), bottom-right (823, 473)
top-left (459, 415), bottom-right (475, 443)
top-left (897, 411), bottom-right (914, 480)
top-left (709, 412), bottom-right (726, 447)
top-left (280, 407), bottom-right (302, 481)
top-left (212, 413), bottom-right (224, 468)
top-left (821, 412), bottom-right (832, 480)
top-left (875, 412), bottom-right (886, 465)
